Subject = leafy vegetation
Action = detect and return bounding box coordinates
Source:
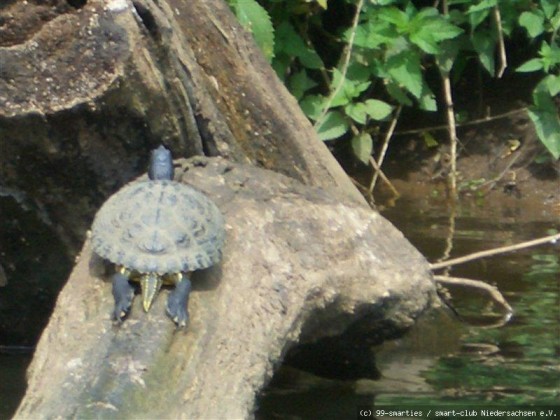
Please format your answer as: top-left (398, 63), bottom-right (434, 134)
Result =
top-left (229, 0), bottom-right (560, 162)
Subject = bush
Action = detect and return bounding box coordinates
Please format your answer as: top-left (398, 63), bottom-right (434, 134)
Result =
top-left (229, 0), bottom-right (560, 161)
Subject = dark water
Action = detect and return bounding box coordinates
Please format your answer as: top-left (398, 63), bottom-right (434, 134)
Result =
top-left (0, 353), bottom-right (31, 418)
top-left (257, 198), bottom-right (560, 418)
top-left (0, 194), bottom-right (72, 419)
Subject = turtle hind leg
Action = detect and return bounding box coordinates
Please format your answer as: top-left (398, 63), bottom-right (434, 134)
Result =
top-left (112, 271), bottom-right (134, 323)
top-left (166, 273), bottom-right (192, 328)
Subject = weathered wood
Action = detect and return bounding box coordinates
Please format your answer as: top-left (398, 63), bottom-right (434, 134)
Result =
top-left (15, 158), bottom-right (435, 419)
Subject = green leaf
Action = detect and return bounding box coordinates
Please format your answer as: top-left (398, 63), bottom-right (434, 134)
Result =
top-left (316, 111), bottom-right (349, 141)
top-left (351, 133), bottom-right (373, 164)
top-left (428, 19), bottom-right (464, 42)
top-left (386, 51), bottom-right (423, 98)
top-left (386, 82), bottom-right (413, 106)
top-left (412, 7), bottom-right (440, 21)
top-left (422, 131), bottom-right (439, 148)
top-left (519, 10), bottom-right (545, 38)
top-left (528, 77), bottom-right (560, 159)
top-left (541, 74), bottom-right (560, 97)
top-left (345, 102), bottom-right (368, 124)
top-left (516, 58), bottom-right (544, 73)
top-left (472, 30), bottom-right (496, 75)
top-left (437, 38), bottom-right (463, 73)
top-left (409, 11), bottom-right (463, 54)
top-left (271, 53), bottom-right (290, 81)
top-left (231, 0), bottom-right (275, 61)
top-left (330, 69), bottom-right (371, 107)
top-left (275, 22), bottom-right (323, 69)
top-left (299, 94), bottom-right (326, 121)
top-left (539, 41), bottom-right (560, 71)
top-left (346, 21), bottom-right (396, 49)
top-left (418, 84), bottom-right (437, 112)
top-left (409, 31), bottom-right (440, 54)
top-left (377, 7), bottom-right (410, 30)
top-left (346, 99), bottom-right (393, 124)
top-left (288, 70), bottom-right (317, 100)
top-left (467, 1), bottom-right (494, 30)
top-left (533, 77), bottom-right (560, 109)
top-left (364, 99), bottom-right (393, 120)
top-left (539, 0), bottom-right (558, 20)
top-left (351, 25), bottom-right (372, 48)
top-left (528, 107), bottom-right (560, 159)
top-left (298, 46), bottom-right (324, 70)
top-left (467, 0), bottom-right (497, 14)
top-left (372, 0), bottom-right (400, 5)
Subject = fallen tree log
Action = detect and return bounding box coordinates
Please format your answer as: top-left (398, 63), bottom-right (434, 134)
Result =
top-left (15, 158), bottom-right (436, 418)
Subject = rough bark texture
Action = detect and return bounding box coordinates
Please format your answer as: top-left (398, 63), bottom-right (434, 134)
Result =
top-left (15, 158), bottom-right (435, 419)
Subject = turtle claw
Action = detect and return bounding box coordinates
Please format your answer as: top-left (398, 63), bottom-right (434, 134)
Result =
top-left (113, 305), bottom-right (130, 324)
top-left (167, 276), bottom-right (191, 328)
top-left (167, 302), bottom-right (189, 328)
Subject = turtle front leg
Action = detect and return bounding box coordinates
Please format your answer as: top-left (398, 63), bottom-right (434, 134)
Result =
top-left (166, 273), bottom-right (192, 328)
top-left (112, 269), bottom-right (134, 323)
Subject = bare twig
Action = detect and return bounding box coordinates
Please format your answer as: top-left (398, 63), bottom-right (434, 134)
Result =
top-left (389, 107), bottom-right (528, 137)
top-left (431, 233), bottom-right (560, 270)
top-left (441, 71), bottom-right (458, 196)
top-left (435, 275), bottom-right (513, 325)
top-left (435, 201), bottom-right (457, 272)
top-left (369, 105), bottom-right (402, 194)
top-left (314, 0), bottom-right (364, 130)
top-left (493, 6), bottom-right (507, 78)
top-left (440, 1), bottom-right (458, 198)
top-left (477, 150), bottom-right (521, 193)
top-left (368, 155), bottom-right (400, 197)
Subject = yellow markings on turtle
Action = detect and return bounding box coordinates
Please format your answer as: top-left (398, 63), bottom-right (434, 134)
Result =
top-left (166, 272), bottom-right (182, 286)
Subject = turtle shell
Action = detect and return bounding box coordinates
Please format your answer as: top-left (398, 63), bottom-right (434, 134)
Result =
top-left (91, 180), bottom-right (225, 274)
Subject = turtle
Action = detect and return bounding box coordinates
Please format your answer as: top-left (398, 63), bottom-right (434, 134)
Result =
top-left (91, 145), bottom-right (225, 327)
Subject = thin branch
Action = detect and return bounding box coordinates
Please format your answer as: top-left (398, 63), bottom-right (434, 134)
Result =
top-left (369, 105), bottom-right (402, 194)
top-left (476, 150), bottom-right (521, 193)
top-left (368, 155), bottom-right (400, 197)
top-left (493, 6), bottom-right (507, 78)
top-left (434, 200), bottom-right (457, 270)
top-left (440, 0), bottom-right (458, 198)
top-left (431, 233), bottom-right (560, 270)
top-left (388, 107), bottom-right (528, 136)
top-left (435, 275), bottom-right (513, 324)
top-left (314, 0), bottom-right (364, 130)
top-left (442, 73), bottom-right (458, 196)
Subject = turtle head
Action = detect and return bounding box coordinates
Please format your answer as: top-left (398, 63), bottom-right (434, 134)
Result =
top-left (149, 145), bottom-right (174, 181)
